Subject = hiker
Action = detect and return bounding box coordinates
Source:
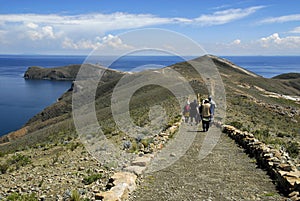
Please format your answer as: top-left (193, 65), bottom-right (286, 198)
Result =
top-left (183, 103), bottom-right (190, 123)
top-left (189, 99), bottom-right (199, 125)
top-left (186, 97), bottom-right (190, 105)
top-left (208, 95), bottom-right (216, 125)
top-left (200, 99), bottom-right (211, 132)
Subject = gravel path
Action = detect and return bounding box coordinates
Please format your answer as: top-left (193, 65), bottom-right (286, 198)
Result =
top-left (128, 125), bottom-right (286, 201)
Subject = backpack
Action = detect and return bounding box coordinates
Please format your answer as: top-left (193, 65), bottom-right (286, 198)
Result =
top-left (184, 104), bottom-right (190, 112)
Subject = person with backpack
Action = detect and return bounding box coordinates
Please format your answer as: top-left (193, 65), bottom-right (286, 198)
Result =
top-left (183, 103), bottom-right (190, 123)
top-left (200, 99), bottom-right (211, 132)
top-left (189, 99), bottom-right (199, 125)
top-left (208, 95), bottom-right (216, 125)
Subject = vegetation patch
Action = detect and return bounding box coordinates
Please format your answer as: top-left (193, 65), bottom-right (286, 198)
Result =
top-left (7, 193), bottom-right (38, 201)
top-left (82, 173), bottom-right (103, 185)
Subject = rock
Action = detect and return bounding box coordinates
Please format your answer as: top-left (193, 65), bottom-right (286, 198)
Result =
top-left (278, 164), bottom-right (294, 171)
top-left (170, 153), bottom-right (176, 157)
top-left (131, 157), bottom-right (151, 167)
top-left (124, 166), bottom-right (146, 175)
top-left (78, 166), bottom-right (85, 171)
top-left (289, 191), bottom-right (300, 198)
top-left (97, 172), bottom-right (137, 201)
top-left (138, 142), bottom-right (145, 151)
top-left (40, 195), bottom-right (46, 201)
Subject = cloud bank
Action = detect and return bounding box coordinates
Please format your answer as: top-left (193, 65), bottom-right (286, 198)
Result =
top-left (0, 6), bottom-right (263, 52)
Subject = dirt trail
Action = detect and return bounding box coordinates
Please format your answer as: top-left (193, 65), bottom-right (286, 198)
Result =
top-left (128, 125), bottom-right (286, 201)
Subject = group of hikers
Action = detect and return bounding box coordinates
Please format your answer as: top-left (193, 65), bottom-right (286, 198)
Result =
top-left (183, 94), bottom-right (216, 132)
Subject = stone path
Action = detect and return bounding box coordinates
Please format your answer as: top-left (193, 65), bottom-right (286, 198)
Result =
top-left (128, 125), bottom-right (286, 201)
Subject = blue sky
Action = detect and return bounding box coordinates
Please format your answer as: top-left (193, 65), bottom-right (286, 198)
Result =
top-left (1, 0), bottom-right (300, 55)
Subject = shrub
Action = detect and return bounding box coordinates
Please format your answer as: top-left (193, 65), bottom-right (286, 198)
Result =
top-left (230, 121), bottom-right (243, 129)
top-left (51, 153), bottom-right (60, 165)
top-left (0, 151), bottom-right (5, 157)
top-left (141, 138), bottom-right (153, 148)
top-left (7, 193), bottom-right (38, 201)
top-left (82, 174), bottom-right (102, 185)
top-left (9, 153), bottom-right (31, 170)
top-left (70, 190), bottom-right (81, 201)
top-left (129, 141), bottom-right (139, 153)
top-left (254, 129), bottom-right (270, 141)
top-left (285, 142), bottom-right (299, 158)
top-left (67, 141), bottom-right (81, 151)
top-left (0, 162), bottom-right (9, 174)
top-left (276, 132), bottom-right (291, 138)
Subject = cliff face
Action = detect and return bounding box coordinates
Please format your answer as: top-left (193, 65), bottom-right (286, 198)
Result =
top-left (24, 64), bottom-right (81, 80)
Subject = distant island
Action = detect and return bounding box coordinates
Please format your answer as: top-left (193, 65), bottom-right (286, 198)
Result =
top-left (24, 64), bottom-right (81, 81)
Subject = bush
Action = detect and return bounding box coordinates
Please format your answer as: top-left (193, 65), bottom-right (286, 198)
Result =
top-left (9, 153), bottom-right (31, 170)
top-left (141, 138), bottom-right (153, 148)
top-left (230, 121), bottom-right (243, 129)
top-left (285, 142), bottom-right (299, 158)
top-left (70, 190), bottom-right (81, 201)
top-left (0, 162), bottom-right (9, 174)
top-left (0, 151), bottom-right (5, 157)
top-left (7, 193), bottom-right (38, 201)
top-left (276, 132), bottom-right (291, 138)
top-left (254, 129), bottom-right (270, 141)
top-left (67, 141), bottom-right (81, 151)
top-left (82, 174), bottom-right (102, 185)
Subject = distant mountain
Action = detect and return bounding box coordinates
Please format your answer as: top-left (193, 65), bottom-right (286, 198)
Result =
top-left (272, 73), bottom-right (300, 92)
top-left (272, 73), bottom-right (300, 80)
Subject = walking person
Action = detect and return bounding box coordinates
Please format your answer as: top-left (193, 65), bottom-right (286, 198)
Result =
top-left (200, 99), bottom-right (211, 132)
top-left (189, 99), bottom-right (199, 125)
top-left (183, 103), bottom-right (190, 123)
top-left (208, 95), bottom-right (216, 125)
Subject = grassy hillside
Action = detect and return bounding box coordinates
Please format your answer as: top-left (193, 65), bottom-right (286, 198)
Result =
top-left (1, 55), bottom-right (299, 159)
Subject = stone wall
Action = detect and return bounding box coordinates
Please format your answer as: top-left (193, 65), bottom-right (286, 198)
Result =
top-left (218, 122), bottom-right (300, 200)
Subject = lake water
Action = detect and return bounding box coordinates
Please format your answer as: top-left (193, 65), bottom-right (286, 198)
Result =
top-left (0, 55), bottom-right (299, 136)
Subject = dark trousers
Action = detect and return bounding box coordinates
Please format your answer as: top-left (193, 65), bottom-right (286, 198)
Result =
top-left (202, 120), bottom-right (210, 132)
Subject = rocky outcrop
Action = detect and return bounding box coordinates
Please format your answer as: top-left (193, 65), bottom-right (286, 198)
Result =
top-left (220, 123), bottom-right (300, 200)
top-left (95, 172), bottom-right (137, 201)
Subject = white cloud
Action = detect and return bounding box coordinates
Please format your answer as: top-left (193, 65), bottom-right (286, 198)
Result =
top-left (232, 39), bottom-right (241, 45)
top-left (26, 22), bottom-right (38, 29)
top-left (261, 14), bottom-right (300, 23)
top-left (0, 7), bottom-right (262, 31)
top-left (289, 26), bottom-right (300, 34)
top-left (62, 34), bottom-right (133, 50)
top-left (259, 33), bottom-right (300, 48)
top-left (205, 33), bottom-right (300, 55)
top-left (27, 25), bottom-right (56, 40)
top-left (0, 6), bottom-right (263, 38)
top-left (190, 6), bottom-right (264, 26)
top-left (0, 7), bottom-right (263, 53)
top-left (42, 26), bottom-right (55, 39)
